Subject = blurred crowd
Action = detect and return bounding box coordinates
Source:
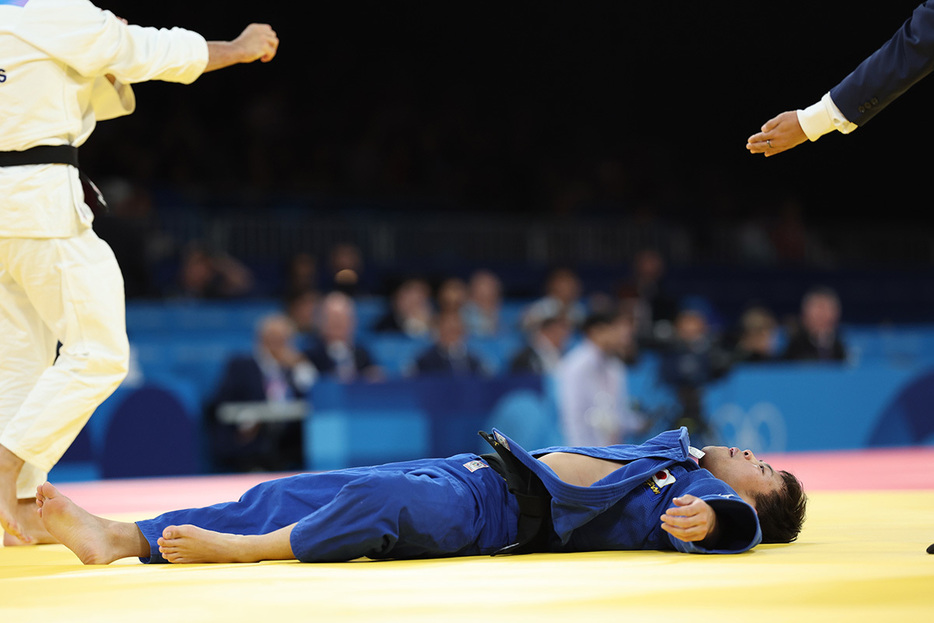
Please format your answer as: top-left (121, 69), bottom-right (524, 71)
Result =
top-left (193, 242), bottom-right (849, 472)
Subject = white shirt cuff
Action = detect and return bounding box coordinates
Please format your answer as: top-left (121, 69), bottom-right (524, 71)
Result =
top-left (796, 92), bottom-right (858, 141)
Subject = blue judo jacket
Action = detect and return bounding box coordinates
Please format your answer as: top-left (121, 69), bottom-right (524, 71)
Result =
top-left (492, 427), bottom-right (762, 554)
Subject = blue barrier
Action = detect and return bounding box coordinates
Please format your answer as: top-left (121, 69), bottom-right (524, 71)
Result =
top-left (305, 376), bottom-right (548, 470)
top-left (51, 301), bottom-right (934, 478)
top-left (99, 385), bottom-right (201, 478)
top-left (703, 362), bottom-right (930, 452)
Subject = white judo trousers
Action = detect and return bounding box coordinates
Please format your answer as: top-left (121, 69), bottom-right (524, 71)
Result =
top-left (1, 0), bottom-right (209, 500)
top-left (0, 228), bottom-right (129, 498)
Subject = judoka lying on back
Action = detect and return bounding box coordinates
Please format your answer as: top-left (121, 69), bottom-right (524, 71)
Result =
top-left (32, 427), bottom-right (806, 564)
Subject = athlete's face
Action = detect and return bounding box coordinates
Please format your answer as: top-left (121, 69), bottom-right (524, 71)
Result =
top-left (698, 446), bottom-right (785, 508)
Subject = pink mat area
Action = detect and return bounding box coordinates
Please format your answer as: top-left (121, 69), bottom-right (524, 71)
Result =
top-left (766, 446), bottom-right (934, 491)
top-left (55, 472), bottom-right (299, 515)
top-left (50, 446), bottom-right (934, 517)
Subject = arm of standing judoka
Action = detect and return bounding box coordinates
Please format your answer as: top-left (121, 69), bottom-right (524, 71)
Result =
top-left (22, 0), bottom-right (207, 84)
top-left (89, 74), bottom-right (135, 121)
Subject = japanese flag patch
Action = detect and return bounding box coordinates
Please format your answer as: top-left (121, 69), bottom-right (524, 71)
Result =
top-left (463, 460), bottom-right (489, 473)
top-left (646, 469), bottom-right (676, 494)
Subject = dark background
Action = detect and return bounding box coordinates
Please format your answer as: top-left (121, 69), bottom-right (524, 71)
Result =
top-left (83, 1), bottom-right (934, 231)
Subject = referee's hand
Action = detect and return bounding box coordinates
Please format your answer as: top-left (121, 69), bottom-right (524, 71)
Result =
top-left (746, 111), bottom-right (808, 157)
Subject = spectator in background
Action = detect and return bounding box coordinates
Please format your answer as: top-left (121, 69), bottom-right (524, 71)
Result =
top-left (731, 306), bottom-right (780, 363)
top-left (321, 242), bottom-right (366, 297)
top-left (373, 277), bottom-right (433, 338)
top-left (658, 308), bottom-right (733, 445)
top-left (305, 291), bottom-right (382, 382)
top-left (522, 267), bottom-right (586, 332)
top-left (768, 200), bottom-right (814, 264)
top-left (283, 252), bottom-right (318, 300)
top-left (782, 286), bottom-right (848, 362)
top-left (435, 276), bottom-right (469, 317)
top-left (606, 295), bottom-right (642, 366)
top-left (618, 247), bottom-right (679, 348)
top-left (205, 314), bottom-right (316, 473)
top-left (555, 310), bottom-right (644, 447)
top-left (462, 269), bottom-right (503, 337)
top-left (509, 313), bottom-right (572, 375)
top-left (284, 287), bottom-right (318, 351)
top-left (173, 241), bottom-right (254, 300)
top-left (410, 310), bottom-right (489, 377)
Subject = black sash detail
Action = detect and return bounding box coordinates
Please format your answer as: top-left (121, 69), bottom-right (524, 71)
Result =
top-left (0, 145), bottom-right (108, 216)
top-left (0, 145), bottom-right (79, 167)
top-left (479, 430), bottom-right (553, 556)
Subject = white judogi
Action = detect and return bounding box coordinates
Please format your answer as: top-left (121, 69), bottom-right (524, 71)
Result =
top-left (0, 0), bottom-right (208, 496)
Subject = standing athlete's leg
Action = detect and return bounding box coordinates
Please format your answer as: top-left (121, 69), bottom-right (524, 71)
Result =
top-left (0, 231), bottom-right (129, 542)
top-left (0, 240), bottom-right (59, 543)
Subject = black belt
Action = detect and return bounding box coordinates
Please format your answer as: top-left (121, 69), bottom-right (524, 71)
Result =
top-left (0, 145), bottom-right (79, 168)
top-left (0, 145), bottom-right (108, 216)
top-left (479, 430), bottom-right (553, 556)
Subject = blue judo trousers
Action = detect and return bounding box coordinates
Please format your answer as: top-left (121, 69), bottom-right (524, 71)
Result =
top-left (135, 428), bottom-right (761, 563)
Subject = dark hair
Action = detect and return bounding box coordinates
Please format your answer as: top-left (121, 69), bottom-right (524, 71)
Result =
top-left (581, 310), bottom-right (624, 334)
top-left (803, 285), bottom-right (840, 308)
top-left (754, 470), bottom-right (807, 544)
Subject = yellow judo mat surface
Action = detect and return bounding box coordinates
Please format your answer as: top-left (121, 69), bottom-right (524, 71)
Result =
top-left (1, 452), bottom-right (933, 622)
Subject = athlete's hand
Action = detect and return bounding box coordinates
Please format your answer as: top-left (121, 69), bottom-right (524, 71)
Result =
top-left (746, 111), bottom-right (808, 157)
top-left (660, 495), bottom-right (718, 543)
top-left (232, 23), bottom-right (279, 64)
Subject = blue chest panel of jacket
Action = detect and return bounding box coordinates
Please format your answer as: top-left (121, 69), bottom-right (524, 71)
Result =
top-left (496, 427), bottom-right (762, 554)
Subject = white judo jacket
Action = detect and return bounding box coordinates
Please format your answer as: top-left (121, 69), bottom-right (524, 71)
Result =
top-left (0, 0), bottom-right (208, 237)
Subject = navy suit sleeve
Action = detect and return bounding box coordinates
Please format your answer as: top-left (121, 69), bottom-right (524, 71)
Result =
top-left (831, 1), bottom-right (934, 125)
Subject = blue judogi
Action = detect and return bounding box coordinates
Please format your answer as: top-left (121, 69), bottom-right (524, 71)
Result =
top-left (498, 428), bottom-right (761, 554)
top-left (136, 454), bottom-right (519, 563)
top-left (135, 428), bottom-right (760, 563)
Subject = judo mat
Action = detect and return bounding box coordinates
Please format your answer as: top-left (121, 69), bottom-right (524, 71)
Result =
top-left (1, 447), bottom-right (932, 623)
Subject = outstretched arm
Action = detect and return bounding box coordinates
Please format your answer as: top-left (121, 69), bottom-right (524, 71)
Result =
top-left (661, 491), bottom-right (762, 554)
top-left (747, 2), bottom-right (934, 157)
top-left (204, 23), bottom-right (279, 73)
top-left (660, 494), bottom-right (720, 544)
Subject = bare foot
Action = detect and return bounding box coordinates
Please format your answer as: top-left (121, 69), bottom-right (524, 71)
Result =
top-left (0, 500), bottom-right (29, 544)
top-left (36, 482), bottom-right (145, 564)
top-left (157, 525), bottom-right (249, 563)
top-left (0, 447), bottom-right (30, 544)
top-left (2, 498), bottom-right (58, 546)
